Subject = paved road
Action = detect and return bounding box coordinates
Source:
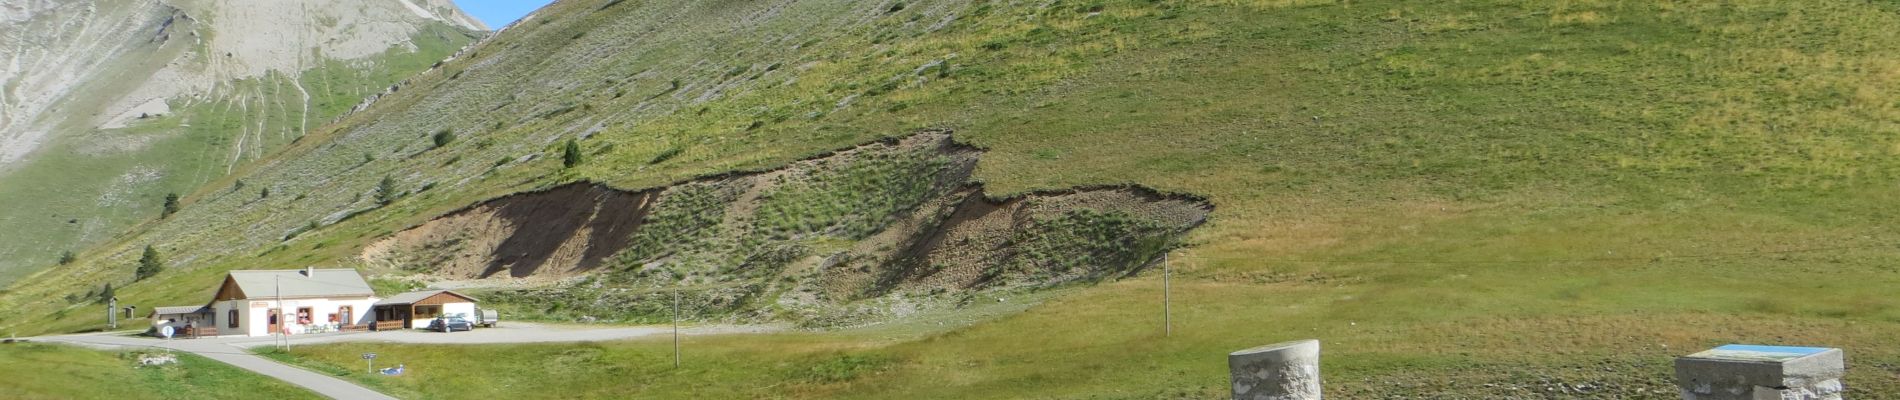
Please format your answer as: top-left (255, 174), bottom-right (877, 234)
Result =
top-left (35, 332), bottom-right (396, 400)
top-left (33, 322), bottom-right (774, 399)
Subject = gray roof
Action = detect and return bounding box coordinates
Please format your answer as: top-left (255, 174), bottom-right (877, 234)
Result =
top-left (374, 289), bottom-right (477, 306)
top-left (151, 306), bottom-right (208, 315)
top-left (228, 269), bottom-right (374, 299)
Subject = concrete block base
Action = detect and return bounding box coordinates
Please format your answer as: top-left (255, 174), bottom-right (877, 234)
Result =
top-left (1229, 339), bottom-right (1321, 400)
top-left (1676, 345), bottom-right (1844, 400)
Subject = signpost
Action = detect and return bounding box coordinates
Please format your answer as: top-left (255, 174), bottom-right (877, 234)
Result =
top-left (672, 289), bottom-right (680, 369)
top-left (276, 276), bottom-right (283, 350)
top-left (363, 352), bottom-right (378, 374)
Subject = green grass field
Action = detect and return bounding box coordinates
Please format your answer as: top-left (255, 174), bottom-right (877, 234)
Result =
top-left (7, 0), bottom-right (1900, 397)
top-left (0, 343), bottom-right (318, 400)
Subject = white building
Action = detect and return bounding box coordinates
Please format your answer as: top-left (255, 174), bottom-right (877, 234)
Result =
top-left (197, 267), bottom-right (379, 336)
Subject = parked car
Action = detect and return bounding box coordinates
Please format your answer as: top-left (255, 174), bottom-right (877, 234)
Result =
top-left (474, 308), bottom-right (499, 328)
top-left (427, 315), bottom-right (473, 332)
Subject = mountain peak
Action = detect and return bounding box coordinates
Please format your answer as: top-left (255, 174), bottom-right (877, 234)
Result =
top-left (0, 0), bottom-right (484, 281)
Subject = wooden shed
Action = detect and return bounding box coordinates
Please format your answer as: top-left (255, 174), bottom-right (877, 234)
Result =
top-left (371, 290), bottom-right (478, 330)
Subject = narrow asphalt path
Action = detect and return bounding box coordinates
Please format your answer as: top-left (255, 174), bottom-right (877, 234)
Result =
top-left (36, 332), bottom-right (397, 400)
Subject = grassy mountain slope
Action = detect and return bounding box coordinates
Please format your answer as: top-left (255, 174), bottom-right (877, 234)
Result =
top-left (0, 0), bottom-right (484, 283)
top-left (7, 0), bottom-right (1900, 397)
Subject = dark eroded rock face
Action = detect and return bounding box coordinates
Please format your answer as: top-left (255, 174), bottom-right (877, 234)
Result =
top-left (368, 131), bottom-right (1211, 324)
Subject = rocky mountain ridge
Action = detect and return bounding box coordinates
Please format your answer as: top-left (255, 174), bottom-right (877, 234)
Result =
top-left (0, 0), bottom-right (485, 282)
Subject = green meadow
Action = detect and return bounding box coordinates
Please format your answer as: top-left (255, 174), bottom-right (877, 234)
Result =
top-left (7, 0), bottom-right (1900, 397)
top-left (0, 343), bottom-right (318, 400)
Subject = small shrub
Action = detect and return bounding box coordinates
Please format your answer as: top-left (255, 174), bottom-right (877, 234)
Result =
top-left (563, 139), bottom-right (584, 168)
top-left (375, 176), bottom-right (399, 205)
top-left (649, 147), bottom-right (684, 165)
top-left (432, 129), bottom-right (456, 148)
top-left (160, 193), bottom-right (180, 218)
top-left (866, 80), bottom-right (901, 96)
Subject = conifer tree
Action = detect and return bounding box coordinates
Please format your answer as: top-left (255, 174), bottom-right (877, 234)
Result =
top-left (135, 245), bottom-right (163, 280)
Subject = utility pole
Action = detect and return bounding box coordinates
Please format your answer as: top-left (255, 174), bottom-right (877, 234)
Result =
top-left (672, 289), bottom-right (681, 368)
top-left (277, 276), bottom-right (287, 351)
top-left (1164, 251), bottom-right (1171, 338)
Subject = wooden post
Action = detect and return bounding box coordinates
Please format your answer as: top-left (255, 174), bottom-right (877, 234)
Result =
top-left (1164, 252), bottom-right (1171, 337)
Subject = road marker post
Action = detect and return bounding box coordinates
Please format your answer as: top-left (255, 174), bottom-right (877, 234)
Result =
top-left (673, 289), bottom-right (680, 369)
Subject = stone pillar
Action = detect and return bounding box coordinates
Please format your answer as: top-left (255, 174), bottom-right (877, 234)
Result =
top-left (1229, 339), bottom-right (1321, 400)
top-left (1675, 344), bottom-right (1844, 400)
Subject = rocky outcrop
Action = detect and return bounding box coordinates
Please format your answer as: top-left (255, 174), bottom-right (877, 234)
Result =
top-left (0, 0), bottom-right (484, 165)
top-left (365, 131), bottom-right (1211, 324)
